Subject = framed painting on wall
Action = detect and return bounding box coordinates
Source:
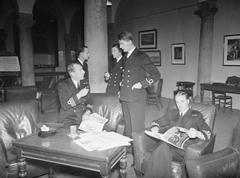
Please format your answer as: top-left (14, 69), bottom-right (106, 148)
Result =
top-left (144, 50), bottom-right (161, 66)
top-left (171, 43), bottom-right (185, 65)
top-left (223, 34), bottom-right (240, 66)
top-left (138, 29), bottom-right (157, 49)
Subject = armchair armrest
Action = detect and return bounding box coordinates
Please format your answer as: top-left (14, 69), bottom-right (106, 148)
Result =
top-left (0, 138), bottom-right (7, 178)
top-left (0, 137), bottom-right (18, 176)
top-left (132, 131), bottom-right (159, 173)
top-left (186, 147), bottom-right (239, 178)
top-left (185, 134), bottom-right (216, 159)
top-left (0, 136), bottom-right (8, 164)
top-left (116, 119), bottom-right (125, 135)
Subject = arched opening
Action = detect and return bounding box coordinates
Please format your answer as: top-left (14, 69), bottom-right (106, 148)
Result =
top-left (32, 9), bottom-right (58, 68)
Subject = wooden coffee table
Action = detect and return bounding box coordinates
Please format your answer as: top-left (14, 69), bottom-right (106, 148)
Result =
top-left (13, 129), bottom-right (127, 178)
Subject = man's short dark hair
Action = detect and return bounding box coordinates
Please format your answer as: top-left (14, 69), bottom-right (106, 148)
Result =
top-left (76, 45), bottom-right (88, 57)
top-left (118, 31), bottom-right (133, 41)
top-left (112, 43), bottom-right (123, 53)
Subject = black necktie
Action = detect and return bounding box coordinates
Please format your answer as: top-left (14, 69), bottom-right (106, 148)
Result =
top-left (77, 81), bottom-right (81, 89)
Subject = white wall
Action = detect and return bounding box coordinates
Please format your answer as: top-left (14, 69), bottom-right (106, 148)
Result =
top-left (111, 0), bottom-right (240, 109)
top-left (211, 0), bottom-right (240, 109)
top-left (112, 0), bottom-right (200, 98)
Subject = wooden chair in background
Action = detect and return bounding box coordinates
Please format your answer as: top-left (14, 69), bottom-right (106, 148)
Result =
top-left (212, 91), bottom-right (232, 112)
top-left (146, 78), bottom-right (163, 110)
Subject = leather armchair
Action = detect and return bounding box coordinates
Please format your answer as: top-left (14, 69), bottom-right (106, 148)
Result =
top-left (38, 88), bottom-right (60, 113)
top-left (37, 78), bottom-right (61, 113)
top-left (0, 100), bottom-right (48, 178)
top-left (132, 100), bottom-right (217, 177)
top-left (0, 93), bottom-right (125, 177)
top-left (186, 118), bottom-right (240, 178)
top-left (90, 93), bottom-right (125, 134)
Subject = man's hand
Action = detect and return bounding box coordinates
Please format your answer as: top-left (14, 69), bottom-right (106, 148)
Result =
top-left (150, 121), bottom-right (160, 133)
top-left (151, 126), bottom-right (160, 133)
top-left (77, 87), bottom-right (89, 99)
top-left (104, 72), bottom-right (110, 81)
top-left (187, 128), bottom-right (205, 140)
top-left (132, 82), bottom-right (142, 90)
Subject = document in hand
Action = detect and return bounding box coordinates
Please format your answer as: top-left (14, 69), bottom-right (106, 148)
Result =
top-left (145, 126), bottom-right (189, 149)
top-left (78, 113), bottom-right (108, 132)
top-left (73, 131), bottom-right (132, 151)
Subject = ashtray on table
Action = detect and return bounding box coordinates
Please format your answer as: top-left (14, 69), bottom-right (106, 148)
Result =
top-left (38, 127), bottom-right (57, 137)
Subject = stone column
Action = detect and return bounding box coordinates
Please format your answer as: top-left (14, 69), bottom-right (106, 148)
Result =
top-left (64, 33), bottom-right (72, 69)
top-left (194, 0), bottom-right (217, 101)
top-left (84, 0), bottom-right (108, 92)
top-left (17, 13), bottom-right (35, 86)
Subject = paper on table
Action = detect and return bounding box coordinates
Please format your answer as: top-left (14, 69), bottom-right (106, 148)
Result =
top-left (73, 131), bottom-right (132, 151)
top-left (79, 113), bottom-right (108, 133)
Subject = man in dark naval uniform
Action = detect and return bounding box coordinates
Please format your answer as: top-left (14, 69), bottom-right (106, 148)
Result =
top-left (105, 43), bottom-right (124, 95)
top-left (58, 62), bottom-right (92, 127)
top-left (76, 46), bottom-right (90, 89)
top-left (142, 91), bottom-right (212, 177)
top-left (118, 31), bottom-right (161, 138)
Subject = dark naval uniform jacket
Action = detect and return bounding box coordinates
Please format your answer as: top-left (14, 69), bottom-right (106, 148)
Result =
top-left (106, 57), bottom-right (124, 94)
top-left (153, 108), bottom-right (212, 144)
top-left (76, 60), bottom-right (89, 89)
top-left (57, 78), bottom-right (91, 127)
top-left (120, 48), bottom-right (160, 102)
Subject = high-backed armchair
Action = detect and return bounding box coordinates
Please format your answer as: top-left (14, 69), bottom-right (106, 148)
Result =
top-left (132, 100), bottom-right (216, 178)
top-left (0, 93), bottom-right (125, 177)
top-left (186, 118), bottom-right (240, 178)
top-left (0, 100), bottom-right (48, 178)
top-left (91, 93), bottom-right (125, 134)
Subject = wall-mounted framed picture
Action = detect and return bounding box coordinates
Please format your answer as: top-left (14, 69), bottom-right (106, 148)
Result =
top-left (223, 34), bottom-right (240, 66)
top-left (138, 29), bottom-right (157, 49)
top-left (171, 43), bottom-right (185, 65)
top-left (143, 50), bottom-right (161, 66)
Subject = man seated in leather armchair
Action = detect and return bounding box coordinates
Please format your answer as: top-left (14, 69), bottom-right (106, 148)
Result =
top-left (58, 62), bottom-right (93, 128)
top-left (142, 91), bottom-right (213, 178)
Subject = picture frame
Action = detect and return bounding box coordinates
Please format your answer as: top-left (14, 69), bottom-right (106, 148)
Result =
top-left (144, 50), bottom-right (161, 66)
top-left (138, 29), bottom-right (157, 49)
top-left (223, 34), bottom-right (240, 66)
top-left (171, 43), bottom-right (185, 65)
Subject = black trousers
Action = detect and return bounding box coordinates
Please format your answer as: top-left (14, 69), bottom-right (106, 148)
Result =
top-left (121, 100), bottom-right (146, 138)
top-left (143, 142), bottom-right (185, 178)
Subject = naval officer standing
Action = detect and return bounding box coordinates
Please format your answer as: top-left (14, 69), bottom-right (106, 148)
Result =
top-left (105, 44), bottom-right (124, 95)
top-left (118, 31), bottom-right (161, 138)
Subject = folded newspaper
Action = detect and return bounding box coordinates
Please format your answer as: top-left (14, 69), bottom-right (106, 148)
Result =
top-left (145, 126), bottom-right (189, 149)
top-left (73, 131), bottom-right (132, 151)
top-left (78, 113), bottom-right (108, 132)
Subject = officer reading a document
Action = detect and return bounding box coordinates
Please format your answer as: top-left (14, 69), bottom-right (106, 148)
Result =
top-left (141, 91), bottom-right (213, 178)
